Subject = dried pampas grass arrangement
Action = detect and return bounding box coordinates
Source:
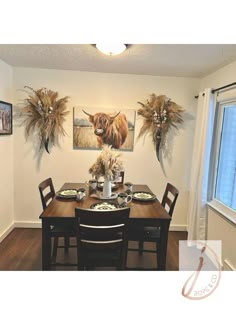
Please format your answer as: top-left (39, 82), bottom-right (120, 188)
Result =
top-left (89, 145), bottom-right (123, 180)
top-left (137, 93), bottom-right (184, 162)
top-left (22, 86), bottom-right (69, 153)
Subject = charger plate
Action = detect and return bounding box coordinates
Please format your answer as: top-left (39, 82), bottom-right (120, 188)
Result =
top-left (132, 191), bottom-right (156, 202)
top-left (99, 192), bottom-right (118, 200)
top-left (56, 189), bottom-right (77, 199)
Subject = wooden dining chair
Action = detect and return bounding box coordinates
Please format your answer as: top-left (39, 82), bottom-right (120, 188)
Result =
top-left (38, 178), bottom-right (77, 265)
top-left (128, 182), bottom-right (179, 269)
top-left (114, 171), bottom-right (125, 184)
top-left (75, 207), bottom-right (130, 270)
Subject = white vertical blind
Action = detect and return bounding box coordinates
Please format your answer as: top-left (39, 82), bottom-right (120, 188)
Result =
top-left (215, 105), bottom-right (236, 210)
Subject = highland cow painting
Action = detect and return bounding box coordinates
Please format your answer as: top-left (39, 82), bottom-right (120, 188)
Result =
top-left (73, 107), bottom-right (136, 151)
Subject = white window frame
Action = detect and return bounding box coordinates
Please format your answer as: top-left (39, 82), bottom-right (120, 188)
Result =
top-left (208, 98), bottom-right (236, 225)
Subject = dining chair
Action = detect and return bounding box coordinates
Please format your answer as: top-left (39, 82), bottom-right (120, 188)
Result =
top-left (38, 178), bottom-right (77, 265)
top-left (114, 171), bottom-right (125, 184)
top-left (128, 182), bottom-right (179, 269)
top-left (75, 207), bottom-right (130, 270)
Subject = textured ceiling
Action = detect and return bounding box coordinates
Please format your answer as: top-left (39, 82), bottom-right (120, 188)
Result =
top-left (0, 44), bottom-right (236, 78)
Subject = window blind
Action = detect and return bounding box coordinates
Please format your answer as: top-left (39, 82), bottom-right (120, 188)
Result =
top-left (215, 105), bottom-right (236, 211)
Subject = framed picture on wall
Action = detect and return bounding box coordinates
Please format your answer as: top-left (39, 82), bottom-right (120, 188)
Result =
top-left (73, 107), bottom-right (136, 151)
top-left (0, 101), bottom-right (12, 135)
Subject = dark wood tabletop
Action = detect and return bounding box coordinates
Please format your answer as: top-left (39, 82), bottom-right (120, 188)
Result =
top-left (39, 182), bottom-right (171, 270)
top-left (39, 183), bottom-right (171, 222)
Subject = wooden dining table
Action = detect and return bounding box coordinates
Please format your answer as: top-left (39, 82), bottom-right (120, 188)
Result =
top-left (39, 183), bottom-right (171, 270)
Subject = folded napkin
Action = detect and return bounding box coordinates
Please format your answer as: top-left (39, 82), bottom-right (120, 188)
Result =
top-left (76, 191), bottom-right (86, 201)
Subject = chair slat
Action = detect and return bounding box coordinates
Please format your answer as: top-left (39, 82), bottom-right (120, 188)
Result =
top-left (38, 178), bottom-right (55, 210)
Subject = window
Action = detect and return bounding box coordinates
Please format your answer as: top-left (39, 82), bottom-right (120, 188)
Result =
top-left (212, 100), bottom-right (236, 213)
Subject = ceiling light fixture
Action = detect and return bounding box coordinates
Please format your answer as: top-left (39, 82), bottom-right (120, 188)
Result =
top-left (96, 44), bottom-right (127, 56)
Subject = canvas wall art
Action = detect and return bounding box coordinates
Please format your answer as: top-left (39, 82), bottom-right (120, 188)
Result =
top-left (73, 107), bottom-right (136, 151)
top-left (0, 101), bottom-right (12, 135)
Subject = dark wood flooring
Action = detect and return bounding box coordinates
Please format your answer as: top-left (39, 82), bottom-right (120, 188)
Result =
top-left (0, 228), bottom-right (187, 271)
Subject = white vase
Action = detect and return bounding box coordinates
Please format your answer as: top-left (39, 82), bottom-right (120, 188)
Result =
top-left (103, 176), bottom-right (112, 198)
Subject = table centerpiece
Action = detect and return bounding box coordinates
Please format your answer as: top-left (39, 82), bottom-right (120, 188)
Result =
top-left (89, 145), bottom-right (123, 198)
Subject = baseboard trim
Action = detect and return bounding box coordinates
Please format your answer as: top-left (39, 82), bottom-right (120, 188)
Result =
top-left (14, 221), bottom-right (42, 228)
top-left (0, 222), bottom-right (15, 243)
top-left (169, 225), bottom-right (187, 232)
top-left (223, 259), bottom-right (235, 271)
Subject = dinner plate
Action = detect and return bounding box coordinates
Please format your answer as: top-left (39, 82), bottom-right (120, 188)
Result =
top-left (132, 191), bottom-right (156, 201)
top-left (57, 189), bottom-right (78, 199)
top-left (90, 202), bottom-right (119, 210)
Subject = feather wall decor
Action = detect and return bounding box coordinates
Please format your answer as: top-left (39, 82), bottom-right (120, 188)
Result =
top-left (22, 86), bottom-right (69, 153)
top-left (137, 93), bottom-right (184, 162)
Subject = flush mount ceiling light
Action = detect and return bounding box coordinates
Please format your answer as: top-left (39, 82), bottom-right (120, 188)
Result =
top-left (96, 44), bottom-right (127, 56)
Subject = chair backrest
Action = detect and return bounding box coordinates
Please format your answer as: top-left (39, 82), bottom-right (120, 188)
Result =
top-left (161, 183), bottom-right (179, 217)
top-left (75, 207), bottom-right (130, 269)
top-left (114, 171), bottom-right (125, 184)
top-left (38, 178), bottom-right (55, 210)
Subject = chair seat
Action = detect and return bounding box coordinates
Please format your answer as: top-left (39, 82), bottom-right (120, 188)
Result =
top-left (128, 225), bottom-right (161, 242)
top-left (80, 249), bottom-right (121, 263)
top-left (50, 224), bottom-right (77, 237)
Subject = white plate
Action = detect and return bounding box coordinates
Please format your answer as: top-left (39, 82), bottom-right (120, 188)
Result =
top-left (90, 202), bottom-right (118, 210)
top-left (99, 192), bottom-right (118, 200)
top-left (132, 191), bottom-right (156, 201)
top-left (57, 189), bottom-right (77, 198)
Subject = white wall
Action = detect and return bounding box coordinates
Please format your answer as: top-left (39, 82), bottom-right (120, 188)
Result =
top-left (200, 59), bottom-right (236, 90)
top-left (201, 60), bottom-right (236, 268)
top-left (0, 60), bottom-right (14, 241)
top-left (13, 67), bottom-right (199, 229)
top-left (208, 208), bottom-right (236, 270)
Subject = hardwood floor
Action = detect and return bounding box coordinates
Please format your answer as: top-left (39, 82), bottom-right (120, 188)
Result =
top-left (0, 228), bottom-right (187, 271)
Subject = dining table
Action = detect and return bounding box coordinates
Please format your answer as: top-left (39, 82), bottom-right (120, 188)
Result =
top-left (39, 182), bottom-right (171, 270)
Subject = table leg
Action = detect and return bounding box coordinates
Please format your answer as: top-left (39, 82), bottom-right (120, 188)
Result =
top-left (42, 220), bottom-right (51, 270)
top-left (158, 221), bottom-right (170, 270)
